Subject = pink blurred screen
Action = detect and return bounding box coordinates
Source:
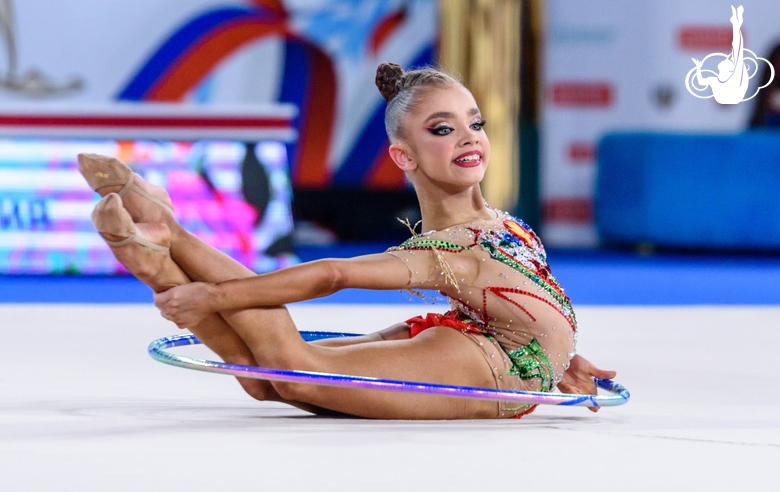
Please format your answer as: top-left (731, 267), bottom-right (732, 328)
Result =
top-left (0, 139), bottom-right (296, 274)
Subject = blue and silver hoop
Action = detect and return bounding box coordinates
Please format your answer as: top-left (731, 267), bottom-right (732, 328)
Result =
top-left (149, 331), bottom-right (630, 408)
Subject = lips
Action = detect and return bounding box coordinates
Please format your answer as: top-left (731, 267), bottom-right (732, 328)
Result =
top-left (452, 150), bottom-right (482, 168)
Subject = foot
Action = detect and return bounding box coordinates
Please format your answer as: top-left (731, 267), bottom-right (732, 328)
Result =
top-left (78, 153), bottom-right (175, 226)
top-left (92, 193), bottom-right (188, 291)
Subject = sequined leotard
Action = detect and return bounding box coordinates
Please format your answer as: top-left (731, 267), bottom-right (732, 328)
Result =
top-left (387, 208), bottom-right (577, 418)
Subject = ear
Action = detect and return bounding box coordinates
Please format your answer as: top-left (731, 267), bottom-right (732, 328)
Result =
top-left (389, 143), bottom-right (417, 171)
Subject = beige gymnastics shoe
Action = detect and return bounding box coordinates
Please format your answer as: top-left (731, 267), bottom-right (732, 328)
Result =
top-left (78, 152), bottom-right (174, 222)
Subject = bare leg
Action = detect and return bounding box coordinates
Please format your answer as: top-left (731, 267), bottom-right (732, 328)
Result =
top-left (79, 155), bottom-right (322, 404)
top-left (80, 155), bottom-right (399, 348)
top-left (88, 162), bottom-right (500, 418)
top-left (150, 227), bottom-right (500, 418)
top-left (156, 235), bottom-right (498, 417)
top-left (96, 201), bottom-right (497, 418)
top-left (312, 323), bottom-right (411, 347)
top-left (90, 194), bottom-right (292, 403)
top-left (83, 163), bottom-right (407, 413)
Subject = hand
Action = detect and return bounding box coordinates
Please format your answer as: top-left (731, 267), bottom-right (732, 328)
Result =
top-left (558, 354), bottom-right (617, 413)
top-left (154, 282), bottom-right (216, 329)
top-left (692, 58), bottom-right (702, 67)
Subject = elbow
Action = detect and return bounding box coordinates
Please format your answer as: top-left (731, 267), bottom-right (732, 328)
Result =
top-left (319, 260), bottom-right (346, 294)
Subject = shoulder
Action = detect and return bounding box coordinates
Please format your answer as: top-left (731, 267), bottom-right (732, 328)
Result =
top-left (475, 210), bottom-right (547, 259)
top-left (391, 228), bottom-right (476, 253)
top-left (479, 208), bottom-right (539, 241)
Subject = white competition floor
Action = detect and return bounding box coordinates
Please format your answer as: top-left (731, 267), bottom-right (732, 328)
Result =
top-left (1, 304), bottom-right (778, 491)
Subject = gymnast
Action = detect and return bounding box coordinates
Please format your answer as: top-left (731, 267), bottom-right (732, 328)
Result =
top-left (692, 5), bottom-right (748, 104)
top-left (78, 62), bottom-right (616, 419)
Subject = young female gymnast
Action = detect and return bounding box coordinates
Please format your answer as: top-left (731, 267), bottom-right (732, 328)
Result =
top-left (78, 62), bottom-right (616, 419)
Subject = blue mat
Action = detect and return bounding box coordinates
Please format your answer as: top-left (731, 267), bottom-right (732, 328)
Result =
top-left (2, 249), bottom-right (779, 305)
top-left (597, 132), bottom-right (780, 250)
top-left (549, 251), bottom-right (780, 305)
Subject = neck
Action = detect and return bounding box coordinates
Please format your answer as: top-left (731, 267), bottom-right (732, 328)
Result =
top-left (414, 181), bottom-right (494, 232)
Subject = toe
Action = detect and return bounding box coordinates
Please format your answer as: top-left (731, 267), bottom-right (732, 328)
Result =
top-left (92, 193), bottom-right (136, 239)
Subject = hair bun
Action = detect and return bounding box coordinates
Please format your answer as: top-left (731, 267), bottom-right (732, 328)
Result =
top-left (375, 62), bottom-right (404, 102)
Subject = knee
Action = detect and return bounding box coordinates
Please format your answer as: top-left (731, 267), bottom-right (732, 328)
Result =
top-left (249, 343), bottom-right (309, 375)
top-left (271, 381), bottom-right (317, 402)
top-left (247, 346), bottom-right (316, 401)
top-left (268, 352), bottom-right (317, 401)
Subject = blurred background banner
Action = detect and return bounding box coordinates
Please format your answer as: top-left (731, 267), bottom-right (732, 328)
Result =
top-left (0, 138), bottom-right (295, 274)
top-left (0, 0), bottom-right (439, 273)
top-left (2, 0), bottom-right (780, 278)
top-left (0, 0), bottom-right (437, 190)
top-left (541, 0), bottom-right (780, 248)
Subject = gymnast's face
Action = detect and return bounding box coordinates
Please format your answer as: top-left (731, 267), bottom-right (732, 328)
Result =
top-left (389, 84), bottom-right (490, 191)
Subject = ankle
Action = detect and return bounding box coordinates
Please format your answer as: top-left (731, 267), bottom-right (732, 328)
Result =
top-left (169, 222), bottom-right (187, 242)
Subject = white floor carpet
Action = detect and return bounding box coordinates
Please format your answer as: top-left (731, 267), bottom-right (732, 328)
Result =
top-left (1, 304), bottom-right (778, 491)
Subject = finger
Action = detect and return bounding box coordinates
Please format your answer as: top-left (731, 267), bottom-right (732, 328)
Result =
top-left (559, 384), bottom-right (584, 395)
top-left (153, 292), bottom-right (169, 308)
top-left (593, 369), bottom-right (617, 380)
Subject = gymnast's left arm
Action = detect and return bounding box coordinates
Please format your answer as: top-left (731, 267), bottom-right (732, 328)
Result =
top-left (154, 253), bottom-right (413, 328)
top-left (558, 355), bottom-right (617, 413)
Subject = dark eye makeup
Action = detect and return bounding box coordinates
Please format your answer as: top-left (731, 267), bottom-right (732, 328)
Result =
top-left (426, 119), bottom-right (486, 136)
top-left (470, 119), bottom-right (486, 130)
top-left (427, 125), bottom-right (453, 136)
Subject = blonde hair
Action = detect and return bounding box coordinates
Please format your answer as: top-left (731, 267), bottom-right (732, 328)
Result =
top-left (375, 62), bottom-right (461, 142)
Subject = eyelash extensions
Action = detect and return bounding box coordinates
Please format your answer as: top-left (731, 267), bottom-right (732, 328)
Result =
top-left (427, 119), bottom-right (487, 136)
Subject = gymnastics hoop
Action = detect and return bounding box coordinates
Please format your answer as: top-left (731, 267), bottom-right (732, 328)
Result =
top-left (148, 332), bottom-right (630, 408)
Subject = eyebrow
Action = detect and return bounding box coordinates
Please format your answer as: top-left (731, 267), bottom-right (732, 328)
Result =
top-left (424, 108), bottom-right (481, 123)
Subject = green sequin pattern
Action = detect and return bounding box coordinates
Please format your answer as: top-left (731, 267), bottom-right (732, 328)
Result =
top-left (505, 338), bottom-right (555, 392)
top-left (396, 238), bottom-right (469, 252)
top-left (389, 212), bottom-right (577, 398)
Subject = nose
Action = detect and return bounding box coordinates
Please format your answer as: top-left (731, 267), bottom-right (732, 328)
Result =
top-left (459, 125), bottom-right (479, 147)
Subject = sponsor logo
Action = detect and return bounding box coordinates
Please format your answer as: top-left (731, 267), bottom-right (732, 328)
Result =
top-left (684, 5), bottom-right (773, 104)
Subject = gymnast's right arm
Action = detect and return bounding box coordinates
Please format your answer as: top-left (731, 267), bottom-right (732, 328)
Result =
top-left (220, 253), bottom-right (417, 306)
top-left (154, 254), bottom-right (416, 327)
